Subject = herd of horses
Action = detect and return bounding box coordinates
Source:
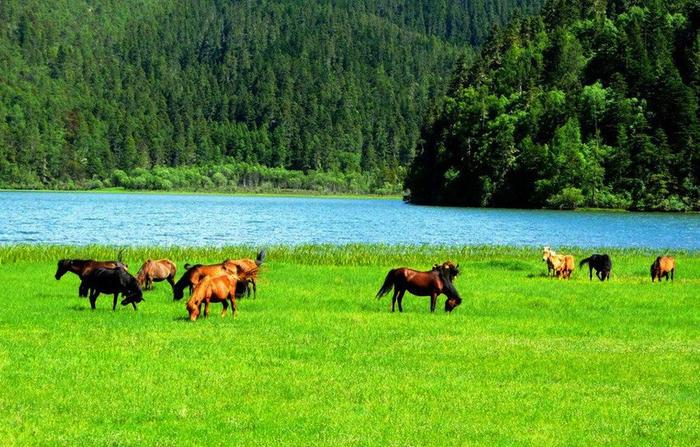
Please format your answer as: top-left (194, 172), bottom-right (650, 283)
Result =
top-left (54, 247), bottom-right (678, 318)
top-left (55, 250), bottom-right (265, 319)
top-left (541, 246), bottom-right (676, 283)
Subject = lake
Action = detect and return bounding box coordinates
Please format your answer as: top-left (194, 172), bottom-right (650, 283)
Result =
top-left (1, 191), bottom-right (698, 249)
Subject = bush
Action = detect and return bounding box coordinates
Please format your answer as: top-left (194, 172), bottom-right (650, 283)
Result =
top-left (85, 179), bottom-right (104, 190)
top-left (546, 187), bottom-right (585, 209)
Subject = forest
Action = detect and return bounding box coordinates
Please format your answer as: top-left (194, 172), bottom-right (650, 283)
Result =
top-left (406, 0), bottom-right (700, 210)
top-left (0, 0), bottom-right (541, 193)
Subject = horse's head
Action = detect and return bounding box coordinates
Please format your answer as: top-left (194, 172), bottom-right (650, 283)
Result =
top-left (650, 258), bottom-right (659, 280)
top-left (121, 280), bottom-right (144, 306)
top-left (542, 247), bottom-right (553, 262)
top-left (444, 295), bottom-right (462, 312)
top-left (186, 300), bottom-right (200, 321)
top-left (121, 288), bottom-right (144, 306)
top-left (135, 269), bottom-right (146, 288)
top-left (55, 260), bottom-right (71, 280)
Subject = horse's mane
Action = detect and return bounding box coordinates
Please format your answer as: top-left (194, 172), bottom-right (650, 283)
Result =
top-left (436, 266), bottom-right (461, 301)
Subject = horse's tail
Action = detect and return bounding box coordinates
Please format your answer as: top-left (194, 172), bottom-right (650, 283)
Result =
top-left (255, 249), bottom-right (266, 267)
top-left (375, 269), bottom-right (396, 299)
top-left (184, 263), bottom-right (193, 270)
top-left (579, 257), bottom-right (592, 268)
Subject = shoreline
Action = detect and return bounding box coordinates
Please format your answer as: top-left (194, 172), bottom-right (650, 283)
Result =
top-left (0, 187), bottom-right (402, 201)
top-left (3, 188), bottom-right (698, 213)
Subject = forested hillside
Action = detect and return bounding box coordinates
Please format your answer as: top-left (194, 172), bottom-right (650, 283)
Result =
top-left (0, 0), bottom-right (541, 192)
top-left (406, 0), bottom-right (700, 210)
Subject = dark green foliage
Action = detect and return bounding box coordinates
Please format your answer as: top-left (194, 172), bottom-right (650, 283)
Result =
top-left (406, 0), bottom-right (700, 211)
top-left (0, 0), bottom-right (541, 192)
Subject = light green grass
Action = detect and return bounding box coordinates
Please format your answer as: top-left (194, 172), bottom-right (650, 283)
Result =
top-left (0, 245), bottom-right (698, 445)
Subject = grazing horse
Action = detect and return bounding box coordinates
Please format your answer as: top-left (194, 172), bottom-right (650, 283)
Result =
top-left (135, 259), bottom-right (177, 290)
top-left (186, 273), bottom-right (239, 321)
top-left (55, 259), bottom-right (128, 297)
top-left (651, 256), bottom-right (675, 282)
top-left (173, 261), bottom-right (238, 301)
top-left (542, 247), bottom-right (575, 279)
top-left (80, 267), bottom-right (143, 311)
top-left (375, 263), bottom-right (462, 313)
top-left (225, 249), bottom-right (266, 299)
top-left (580, 254), bottom-right (612, 281)
top-left (173, 250), bottom-right (265, 301)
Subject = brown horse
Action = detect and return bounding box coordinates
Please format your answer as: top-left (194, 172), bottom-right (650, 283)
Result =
top-left (376, 263), bottom-right (462, 313)
top-left (226, 250), bottom-right (265, 298)
top-left (651, 256), bottom-right (675, 282)
top-left (542, 247), bottom-right (575, 279)
top-left (135, 259), bottom-right (177, 290)
top-left (186, 273), bottom-right (239, 321)
top-left (173, 261), bottom-right (238, 300)
top-left (55, 259), bottom-right (128, 297)
top-left (173, 250), bottom-right (264, 300)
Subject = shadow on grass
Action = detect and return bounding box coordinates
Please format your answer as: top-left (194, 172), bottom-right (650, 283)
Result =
top-left (526, 272), bottom-right (550, 278)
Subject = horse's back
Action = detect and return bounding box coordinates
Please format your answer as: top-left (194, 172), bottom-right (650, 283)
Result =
top-left (659, 256), bottom-right (675, 272)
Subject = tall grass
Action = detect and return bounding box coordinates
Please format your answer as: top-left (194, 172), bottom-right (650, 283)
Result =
top-left (0, 244), bottom-right (690, 267)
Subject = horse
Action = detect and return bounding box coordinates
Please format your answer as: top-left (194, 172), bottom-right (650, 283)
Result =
top-left (580, 254), bottom-right (612, 281)
top-left (651, 256), bottom-right (675, 282)
top-left (135, 259), bottom-right (177, 290)
top-left (542, 246), bottom-right (557, 276)
top-left (542, 247), bottom-right (575, 279)
top-left (55, 259), bottom-right (129, 297)
top-left (432, 261), bottom-right (460, 281)
top-left (173, 261), bottom-right (238, 301)
top-left (186, 273), bottom-right (239, 321)
top-left (375, 263), bottom-right (462, 313)
top-left (173, 250), bottom-right (264, 301)
top-left (224, 249), bottom-right (266, 299)
top-left (80, 267), bottom-right (143, 311)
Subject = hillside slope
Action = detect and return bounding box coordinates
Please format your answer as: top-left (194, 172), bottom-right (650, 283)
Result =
top-left (0, 0), bottom-right (541, 190)
top-left (406, 0), bottom-right (700, 210)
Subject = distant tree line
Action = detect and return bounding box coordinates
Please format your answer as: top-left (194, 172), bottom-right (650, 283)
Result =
top-left (406, 0), bottom-right (700, 211)
top-left (0, 0), bottom-right (541, 192)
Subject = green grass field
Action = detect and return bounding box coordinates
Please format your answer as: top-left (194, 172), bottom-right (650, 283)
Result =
top-left (0, 245), bottom-right (698, 446)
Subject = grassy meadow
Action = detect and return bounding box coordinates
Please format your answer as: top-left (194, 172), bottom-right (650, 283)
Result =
top-left (0, 245), bottom-right (698, 445)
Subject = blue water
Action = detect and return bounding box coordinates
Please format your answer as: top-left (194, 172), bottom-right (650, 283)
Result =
top-left (0, 191), bottom-right (697, 249)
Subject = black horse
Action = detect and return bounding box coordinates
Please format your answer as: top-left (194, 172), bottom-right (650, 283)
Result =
top-left (80, 268), bottom-right (143, 310)
top-left (579, 254), bottom-right (612, 281)
top-left (55, 259), bottom-right (128, 297)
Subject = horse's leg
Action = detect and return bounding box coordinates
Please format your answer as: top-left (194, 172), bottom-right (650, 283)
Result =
top-left (430, 293), bottom-right (437, 313)
top-left (113, 293), bottom-right (118, 311)
top-left (397, 289), bottom-right (405, 313)
top-left (167, 275), bottom-right (175, 289)
top-left (89, 290), bottom-right (98, 310)
top-left (671, 268), bottom-right (674, 281)
top-left (391, 288), bottom-right (398, 313)
top-left (221, 299), bottom-right (228, 317)
top-left (251, 278), bottom-right (256, 299)
top-left (204, 301), bottom-right (210, 319)
top-left (230, 295), bottom-right (237, 317)
top-left (590, 266), bottom-right (594, 280)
